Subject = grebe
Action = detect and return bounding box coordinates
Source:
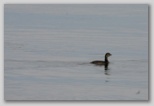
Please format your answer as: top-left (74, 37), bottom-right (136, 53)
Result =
top-left (90, 53), bottom-right (112, 65)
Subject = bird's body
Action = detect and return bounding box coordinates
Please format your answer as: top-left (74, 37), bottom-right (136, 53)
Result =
top-left (90, 60), bottom-right (107, 65)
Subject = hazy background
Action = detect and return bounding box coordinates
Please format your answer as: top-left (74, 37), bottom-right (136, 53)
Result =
top-left (4, 4), bottom-right (148, 100)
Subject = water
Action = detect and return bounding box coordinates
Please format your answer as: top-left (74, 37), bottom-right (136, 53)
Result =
top-left (4, 4), bottom-right (148, 100)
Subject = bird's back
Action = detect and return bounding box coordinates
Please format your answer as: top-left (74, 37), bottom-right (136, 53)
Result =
top-left (91, 60), bottom-right (105, 65)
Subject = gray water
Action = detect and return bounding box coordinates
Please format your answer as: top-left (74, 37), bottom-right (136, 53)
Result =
top-left (4, 4), bottom-right (148, 100)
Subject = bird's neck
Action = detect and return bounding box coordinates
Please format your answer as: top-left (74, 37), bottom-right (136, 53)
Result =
top-left (105, 56), bottom-right (109, 63)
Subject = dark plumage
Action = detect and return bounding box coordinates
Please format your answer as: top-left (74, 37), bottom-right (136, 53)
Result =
top-left (90, 53), bottom-right (112, 65)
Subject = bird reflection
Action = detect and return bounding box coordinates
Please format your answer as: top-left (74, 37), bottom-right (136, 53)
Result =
top-left (104, 63), bottom-right (110, 75)
top-left (92, 62), bottom-right (110, 75)
top-left (104, 63), bottom-right (109, 70)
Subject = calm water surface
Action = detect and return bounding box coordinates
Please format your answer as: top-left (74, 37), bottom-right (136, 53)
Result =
top-left (4, 4), bottom-right (148, 100)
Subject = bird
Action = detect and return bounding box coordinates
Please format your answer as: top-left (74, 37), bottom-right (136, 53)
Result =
top-left (90, 52), bottom-right (112, 66)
